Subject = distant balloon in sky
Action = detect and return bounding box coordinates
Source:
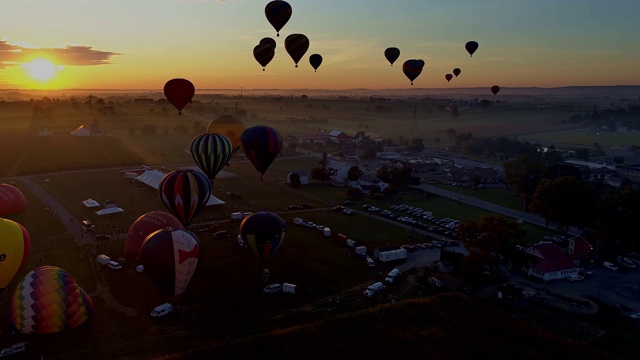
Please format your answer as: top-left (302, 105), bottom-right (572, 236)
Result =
top-left (284, 33), bottom-right (309, 68)
top-left (265, 0), bottom-right (292, 37)
top-left (164, 78), bottom-right (195, 115)
top-left (402, 59), bottom-right (425, 85)
top-left (445, 74), bottom-right (453, 83)
top-left (259, 37), bottom-right (276, 50)
top-left (491, 85), bottom-right (501, 95)
top-left (384, 47), bottom-right (400, 66)
top-left (453, 68), bottom-right (461, 77)
top-left (254, 43), bottom-right (275, 71)
top-left (309, 54), bottom-right (323, 72)
top-left (465, 41), bottom-right (479, 57)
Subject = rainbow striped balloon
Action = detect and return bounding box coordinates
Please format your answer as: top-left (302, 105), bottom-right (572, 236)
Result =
top-left (158, 169), bottom-right (211, 226)
top-left (10, 266), bottom-right (93, 334)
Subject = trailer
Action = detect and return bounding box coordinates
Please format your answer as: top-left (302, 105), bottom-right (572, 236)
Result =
top-left (374, 247), bottom-right (408, 263)
top-left (282, 283), bottom-right (297, 294)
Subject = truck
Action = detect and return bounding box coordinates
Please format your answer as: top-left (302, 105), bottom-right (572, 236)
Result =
top-left (0, 342), bottom-right (27, 358)
top-left (230, 212), bottom-right (244, 221)
top-left (282, 283), bottom-right (296, 294)
top-left (335, 233), bottom-right (348, 245)
top-left (354, 245), bottom-right (367, 258)
top-left (385, 268), bottom-right (402, 283)
top-left (96, 254), bottom-right (111, 265)
top-left (323, 227), bottom-right (332, 237)
top-left (363, 282), bottom-right (386, 297)
top-left (374, 246), bottom-right (408, 263)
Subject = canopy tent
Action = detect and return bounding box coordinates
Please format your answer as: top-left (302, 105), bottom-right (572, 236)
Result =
top-left (82, 198), bottom-right (101, 208)
top-left (95, 207), bottom-right (124, 216)
top-left (134, 169), bottom-right (225, 206)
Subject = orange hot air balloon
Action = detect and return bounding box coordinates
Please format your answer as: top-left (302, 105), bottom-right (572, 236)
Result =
top-left (164, 78), bottom-right (195, 115)
top-left (0, 183), bottom-right (27, 216)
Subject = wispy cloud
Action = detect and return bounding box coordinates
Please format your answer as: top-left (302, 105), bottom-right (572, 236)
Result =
top-left (0, 40), bottom-right (120, 68)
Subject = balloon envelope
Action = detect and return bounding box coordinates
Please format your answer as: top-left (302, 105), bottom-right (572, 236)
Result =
top-left (141, 228), bottom-right (201, 297)
top-left (284, 34), bottom-right (309, 67)
top-left (259, 37), bottom-right (276, 50)
top-left (10, 266), bottom-right (93, 334)
top-left (158, 170), bottom-right (211, 226)
top-left (384, 47), bottom-right (400, 66)
top-left (265, 0), bottom-right (292, 37)
top-left (453, 68), bottom-right (461, 77)
top-left (124, 211), bottom-right (183, 261)
top-left (445, 74), bottom-right (453, 82)
top-left (240, 125), bottom-right (283, 176)
top-left (190, 133), bottom-right (234, 182)
top-left (402, 59), bottom-right (425, 85)
top-left (0, 218), bottom-right (30, 290)
top-left (253, 43), bottom-right (275, 70)
top-left (309, 54), bottom-right (323, 71)
top-left (206, 115), bottom-right (245, 153)
top-left (0, 184), bottom-right (27, 216)
top-left (164, 78), bottom-right (195, 114)
top-left (465, 41), bottom-right (479, 57)
top-left (239, 212), bottom-right (286, 262)
top-left (491, 85), bottom-right (501, 95)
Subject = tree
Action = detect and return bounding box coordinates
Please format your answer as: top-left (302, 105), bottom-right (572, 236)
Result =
top-left (346, 187), bottom-right (364, 199)
top-left (310, 167), bottom-right (337, 185)
top-left (451, 106), bottom-right (459, 118)
top-left (140, 124), bottom-right (157, 136)
top-left (503, 155), bottom-right (546, 205)
top-left (613, 156), bottom-right (625, 164)
top-left (289, 173), bottom-right (302, 188)
top-left (347, 166), bottom-right (364, 181)
top-left (173, 124), bottom-right (188, 134)
top-left (530, 176), bottom-right (598, 237)
top-left (574, 148), bottom-right (591, 161)
top-left (457, 215), bottom-right (527, 277)
top-left (375, 167), bottom-right (392, 183)
top-left (544, 163), bottom-right (582, 181)
top-left (409, 138), bottom-right (425, 153)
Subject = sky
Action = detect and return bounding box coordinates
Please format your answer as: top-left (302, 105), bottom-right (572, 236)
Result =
top-left (0, 0), bottom-right (639, 90)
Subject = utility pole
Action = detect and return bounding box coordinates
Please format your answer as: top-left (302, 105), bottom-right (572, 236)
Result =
top-left (411, 105), bottom-right (418, 133)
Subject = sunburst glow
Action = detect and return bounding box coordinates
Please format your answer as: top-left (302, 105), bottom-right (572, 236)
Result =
top-left (21, 59), bottom-right (62, 82)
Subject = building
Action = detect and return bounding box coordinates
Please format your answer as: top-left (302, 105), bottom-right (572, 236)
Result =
top-left (328, 130), bottom-right (353, 143)
top-left (286, 132), bottom-right (329, 144)
top-left (525, 237), bottom-right (592, 281)
top-left (616, 163), bottom-right (640, 184)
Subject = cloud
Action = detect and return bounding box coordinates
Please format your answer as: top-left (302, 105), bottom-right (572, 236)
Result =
top-left (0, 40), bottom-right (120, 68)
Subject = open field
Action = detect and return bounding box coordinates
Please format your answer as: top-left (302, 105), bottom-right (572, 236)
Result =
top-left (519, 128), bottom-right (640, 148)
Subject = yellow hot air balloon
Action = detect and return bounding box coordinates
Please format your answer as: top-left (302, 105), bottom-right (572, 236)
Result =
top-left (207, 115), bottom-right (245, 154)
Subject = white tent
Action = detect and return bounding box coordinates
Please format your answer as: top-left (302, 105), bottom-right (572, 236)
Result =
top-left (95, 207), bottom-right (124, 216)
top-left (82, 198), bottom-right (101, 208)
top-left (71, 125), bottom-right (91, 136)
top-left (134, 169), bottom-right (225, 206)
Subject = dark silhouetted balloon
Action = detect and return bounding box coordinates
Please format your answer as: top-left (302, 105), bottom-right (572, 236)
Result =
top-left (158, 169), bottom-right (211, 226)
top-left (0, 218), bottom-right (30, 291)
top-left (0, 184), bottom-right (27, 216)
top-left (164, 78), bottom-right (195, 115)
top-left (141, 228), bottom-right (201, 297)
top-left (207, 115), bottom-right (245, 154)
top-left (465, 41), bottom-right (479, 57)
top-left (445, 74), bottom-right (453, 82)
top-left (491, 85), bottom-right (501, 95)
top-left (453, 68), bottom-right (461, 77)
top-left (284, 33), bottom-right (309, 68)
top-left (309, 54), bottom-right (323, 72)
top-left (265, 0), bottom-right (292, 37)
top-left (10, 266), bottom-right (93, 334)
top-left (124, 211), bottom-right (183, 262)
top-left (384, 47), bottom-right (400, 66)
top-left (402, 59), bottom-right (425, 85)
top-left (239, 212), bottom-right (286, 262)
top-left (259, 37), bottom-right (276, 50)
top-left (190, 133), bottom-right (234, 184)
top-left (253, 44), bottom-right (275, 71)
top-left (240, 125), bottom-right (283, 177)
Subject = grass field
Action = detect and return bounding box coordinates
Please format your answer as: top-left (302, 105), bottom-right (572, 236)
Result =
top-left (519, 128), bottom-right (640, 148)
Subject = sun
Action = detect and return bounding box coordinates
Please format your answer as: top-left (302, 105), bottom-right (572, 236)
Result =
top-left (21, 58), bottom-right (62, 82)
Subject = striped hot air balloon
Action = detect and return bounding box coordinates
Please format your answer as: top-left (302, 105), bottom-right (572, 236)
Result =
top-left (158, 169), bottom-right (211, 227)
top-left (190, 133), bottom-right (233, 185)
top-left (240, 125), bottom-right (282, 178)
top-left (10, 266), bottom-right (93, 334)
top-left (124, 211), bottom-right (183, 262)
top-left (239, 212), bottom-right (286, 262)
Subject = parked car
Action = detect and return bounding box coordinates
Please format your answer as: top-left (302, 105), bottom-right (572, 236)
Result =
top-left (212, 230), bottom-right (231, 239)
top-left (301, 203), bottom-right (313, 209)
top-left (567, 275), bottom-right (584, 282)
top-left (603, 261), bottom-right (619, 271)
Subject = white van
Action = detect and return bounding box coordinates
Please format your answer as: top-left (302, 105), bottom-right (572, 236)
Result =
top-left (96, 254), bottom-right (111, 265)
top-left (363, 282), bottom-right (386, 297)
top-left (293, 217), bottom-right (304, 225)
top-left (385, 268), bottom-right (401, 283)
top-left (323, 227), bottom-right (332, 237)
top-left (263, 283), bottom-right (282, 294)
top-left (427, 277), bottom-right (443, 288)
top-left (365, 256), bottom-right (376, 267)
top-left (230, 212), bottom-right (244, 221)
top-left (150, 303), bottom-right (173, 317)
top-left (107, 261), bottom-right (122, 270)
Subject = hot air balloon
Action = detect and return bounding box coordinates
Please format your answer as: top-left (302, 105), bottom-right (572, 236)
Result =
top-left (491, 85), bottom-right (501, 95)
top-left (465, 41), bottom-right (479, 57)
top-left (384, 47), bottom-right (400, 66)
top-left (284, 33), bottom-right (309, 68)
top-left (141, 228), bottom-right (201, 297)
top-left (309, 54), bottom-right (323, 72)
top-left (402, 59), bottom-right (425, 85)
top-left (259, 37), bottom-right (276, 50)
top-left (0, 183), bottom-right (27, 216)
top-left (190, 133), bottom-right (234, 185)
top-left (0, 218), bottom-right (30, 292)
top-left (10, 266), bottom-right (93, 334)
top-left (158, 169), bottom-right (211, 227)
top-left (206, 115), bottom-right (245, 154)
top-left (164, 78), bottom-right (195, 115)
top-left (445, 74), bottom-right (453, 82)
top-left (265, 0), bottom-right (292, 37)
top-left (124, 211), bottom-right (183, 262)
top-left (453, 68), bottom-right (461, 77)
top-left (254, 43), bottom-right (275, 71)
top-left (240, 125), bottom-right (283, 178)
top-left (239, 212), bottom-right (286, 262)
